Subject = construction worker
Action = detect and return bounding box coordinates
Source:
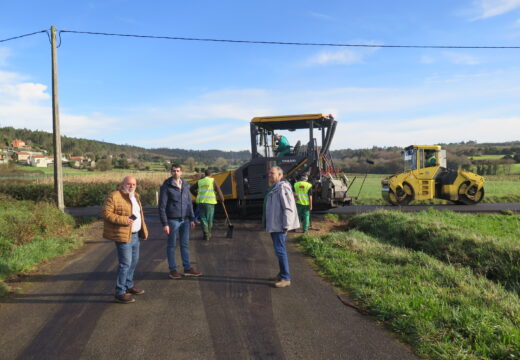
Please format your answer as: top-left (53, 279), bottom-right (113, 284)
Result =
top-left (190, 169), bottom-right (224, 240)
top-left (275, 134), bottom-right (291, 157)
top-left (294, 174), bottom-right (313, 233)
top-left (426, 151), bottom-right (437, 167)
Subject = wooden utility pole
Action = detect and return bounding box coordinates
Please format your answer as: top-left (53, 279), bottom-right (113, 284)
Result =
top-left (51, 25), bottom-right (64, 211)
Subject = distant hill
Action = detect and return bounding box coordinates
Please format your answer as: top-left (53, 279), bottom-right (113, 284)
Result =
top-left (1, 126), bottom-right (518, 175)
top-left (0, 127), bottom-right (251, 164)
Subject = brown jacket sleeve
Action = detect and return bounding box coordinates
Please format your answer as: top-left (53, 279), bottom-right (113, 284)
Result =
top-left (102, 192), bottom-right (129, 226)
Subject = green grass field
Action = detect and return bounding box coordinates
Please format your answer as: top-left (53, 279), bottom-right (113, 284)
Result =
top-left (470, 155), bottom-right (506, 160)
top-left (301, 210), bottom-right (520, 359)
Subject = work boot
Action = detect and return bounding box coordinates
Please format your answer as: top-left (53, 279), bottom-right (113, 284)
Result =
top-left (274, 280), bottom-right (291, 288)
top-left (114, 293), bottom-right (135, 304)
top-left (126, 287), bottom-right (145, 295)
top-left (184, 268), bottom-right (203, 277)
top-left (168, 270), bottom-right (182, 279)
top-left (202, 233), bottom-right (208, 241)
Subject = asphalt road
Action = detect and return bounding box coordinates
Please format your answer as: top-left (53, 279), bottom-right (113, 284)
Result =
top-left (0, 212), bottom-right (417, 360)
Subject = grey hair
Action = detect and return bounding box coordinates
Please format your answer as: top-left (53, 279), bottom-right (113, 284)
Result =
top-left (271, 166), bottom-right (283, 175)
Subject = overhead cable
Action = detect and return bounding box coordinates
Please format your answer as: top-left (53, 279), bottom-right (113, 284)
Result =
top-left (0, 30), bottom-right (47, 43)
top-left (60, 29), bottom-right (520, 49)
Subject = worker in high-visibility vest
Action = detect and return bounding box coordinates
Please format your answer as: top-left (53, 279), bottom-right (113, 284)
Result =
top-left (293, 174), bottom-right (313, 232)
top-left (190, 169), bottom-right (224, 240)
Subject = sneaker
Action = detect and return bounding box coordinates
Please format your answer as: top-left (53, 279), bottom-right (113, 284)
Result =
top-left (184, 268), bottom-right (203, 277)
top-left (126, 287), bottom-right (145, 295)
top-left (274, 280), bottom-right (291, 288)
top-left (114, 293), bottom-right (135, 304)
top-left (268, 274), bottom-right (282, 281)
top-left (168, 270), bottom-right (182, 279)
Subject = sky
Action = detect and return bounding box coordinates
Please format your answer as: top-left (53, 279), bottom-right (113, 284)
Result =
top-left (1, 0), bottom-right (520, 151)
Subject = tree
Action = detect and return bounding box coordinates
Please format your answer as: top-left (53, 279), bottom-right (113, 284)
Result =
top-left (96, 159), bottom-right (113, 171)
top-left (214, 157), bottom-right (228, 171)
top-left (185, 157), bottom-right (196, 172)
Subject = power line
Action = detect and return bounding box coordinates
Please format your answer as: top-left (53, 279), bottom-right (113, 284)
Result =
top-left (60, 29), bottom-right (520, 49)
top-left (0, 30), bottom-right (47, 43)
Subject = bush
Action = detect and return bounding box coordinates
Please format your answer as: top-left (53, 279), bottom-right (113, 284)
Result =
top-left (0, 181), bottom-right (161, 207)
top-left (0, 195), bottom-right (79, 295)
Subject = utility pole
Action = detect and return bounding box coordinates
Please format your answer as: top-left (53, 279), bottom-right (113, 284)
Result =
top-left (51, 25), bottom-right (64, 211)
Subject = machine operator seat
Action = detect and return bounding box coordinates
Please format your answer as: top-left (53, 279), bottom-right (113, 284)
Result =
top-left (292, 140), bottom-right (301, 156)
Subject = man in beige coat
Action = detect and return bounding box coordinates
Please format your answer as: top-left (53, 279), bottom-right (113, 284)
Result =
top-left (102, 176), bottom-right (148, 304)
top-left (263, 166), bottom-right (300, 288)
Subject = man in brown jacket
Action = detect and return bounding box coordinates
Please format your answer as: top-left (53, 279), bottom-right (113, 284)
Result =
top-left (102, 176), bottom-right (148, 304)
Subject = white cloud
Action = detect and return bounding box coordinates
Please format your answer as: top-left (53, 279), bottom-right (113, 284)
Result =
top-left (473, 0), bottom-right (520, 19)
top-left (307, 48), bottom-right (377, 66)
top-left (1, 66), bottom-right (520, 151)
top-left (0, 69), bottom-right (120, 138)
top-left (141, 124), bottom-right (250, 149)
top-left (337, 115), bottom-right (520, 149)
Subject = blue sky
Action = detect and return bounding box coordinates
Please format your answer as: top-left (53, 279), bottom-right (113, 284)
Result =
top-left (1, 0), bottom-right (520, 150)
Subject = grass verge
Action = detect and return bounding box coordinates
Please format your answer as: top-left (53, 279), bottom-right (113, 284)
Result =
top-left (0, 195), bottom-right (87, 295)
top-left (298, 230), bottom-right (520, 359)
top-left (348, 209), bottom-right (520, 294)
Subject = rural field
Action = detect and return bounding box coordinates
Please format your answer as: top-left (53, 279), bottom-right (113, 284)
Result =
top-left (2, 165), bottom-right (520, 206)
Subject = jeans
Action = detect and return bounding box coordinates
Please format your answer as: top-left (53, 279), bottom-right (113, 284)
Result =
top-left (166, 219), bottom-right (192, 271)
top-left (115, 233), bottom-right (140, 296)
top-left (270, 232), bottom-right (291, 281)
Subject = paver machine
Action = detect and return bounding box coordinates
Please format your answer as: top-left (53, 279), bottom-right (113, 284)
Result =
top-left (202, 114), bottom-right (352, 216)
top-left (381, 145), bottom-right (485, 205)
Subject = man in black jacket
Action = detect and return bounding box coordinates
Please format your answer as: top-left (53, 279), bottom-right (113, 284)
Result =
top-left (159, 164), bottom-right (202, 279)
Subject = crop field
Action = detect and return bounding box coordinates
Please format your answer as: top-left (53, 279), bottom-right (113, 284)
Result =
top-left (470, 155), bottom-right (506, 160)
top-left (1, 165), bottom-right (519, 205)
top-left (303, 210), bottom-right (520, 359)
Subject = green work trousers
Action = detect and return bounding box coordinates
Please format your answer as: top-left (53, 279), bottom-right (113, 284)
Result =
top-left (296, 203), bottom-right (310, 231)
top-left (198, 203), bottom-right (215, 238)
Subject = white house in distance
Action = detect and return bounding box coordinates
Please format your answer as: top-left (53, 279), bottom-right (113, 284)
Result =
top-left (30, 156), bottom-right (54, 168)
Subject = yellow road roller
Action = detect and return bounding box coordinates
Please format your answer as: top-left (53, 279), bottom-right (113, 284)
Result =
top-left (381, 145), bottom-right (485, 205)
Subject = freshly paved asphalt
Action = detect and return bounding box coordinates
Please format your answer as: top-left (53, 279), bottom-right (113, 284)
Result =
top-left (0, 211), bottom-right (417, 360)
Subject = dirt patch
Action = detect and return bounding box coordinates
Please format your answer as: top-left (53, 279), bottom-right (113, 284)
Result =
top-left (304, 216), bottom-right (350, 235)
